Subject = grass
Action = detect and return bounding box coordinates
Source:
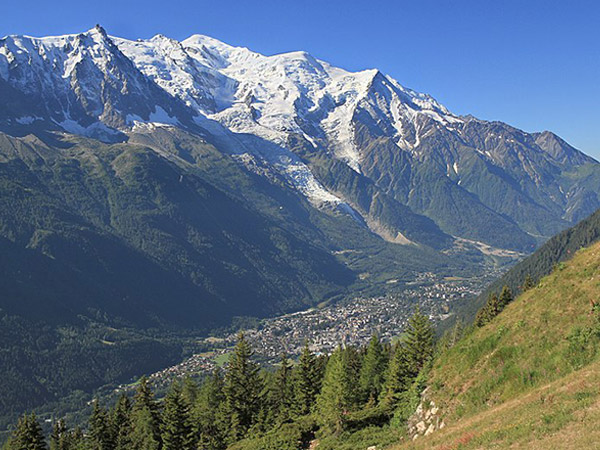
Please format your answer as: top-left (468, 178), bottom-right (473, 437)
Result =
top-left (214, 352), bottom-right (231, 367)
top-left (392, 241), bottom-right (600, 449)
top-left (395, 361), bottom-right (600, 449)
top-left (317, 425), bottom-right (404, 450)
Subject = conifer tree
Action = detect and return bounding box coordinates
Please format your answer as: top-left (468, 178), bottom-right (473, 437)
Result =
top-left (342, 345), bottom-right (362, 409)
top-left (359, 335), bottom-right (387, 404)
top-left (6, 413), bottom-right (47, 450)
top-left (268, 353), bottom-right (294, 424)
top-left (476, 287), bottom-right (512, 327)
top-left (488, 292), bottom-right (501, 318)
top-left (194, 370), bottom-right (227, 450)
top-left (161, 383), bottom-right (194, 450)
top-left (111, 395), bottom-right (132, 450)
top-left (181, 376), bottom-right (199, 406)
top-left (381, 342), bottom-right (411, 407)
top-left (223, 332), bottom-right (263, 442)
top-left (255, 372), bottom-right (273, 431)
top-left (50, 419), bottom-right (67, 450)
top-left (475, 292), bottom-right (500, 327)
top-left (523, 274), bottom-right (535, 291)
top-left (315, 347), bottom-right (349, 435)
top-left (498, 285), bottom-right (513, 309)
top-left (129, 409), bottom-right (159, 450)
top-left (293, 341), bottom-right (320, 416)
top-left (129, 377), bottom-right (161, 450)
top-left (68, 427), bottom-right (85, 450)
top-left (88, 401), bottom-right (113, 450)
top-left (404, 307), bottom-right (434, 377)
top-left (474, 303), bottom-right (487, 327)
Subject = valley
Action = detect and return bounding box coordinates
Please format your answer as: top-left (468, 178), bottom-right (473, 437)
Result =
top-left (144, 270), bottom-right (496, 390)
top-left (0, 21), bottom-right (599, 449)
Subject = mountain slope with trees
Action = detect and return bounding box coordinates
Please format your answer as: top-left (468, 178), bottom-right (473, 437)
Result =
top-left (395, 239), bottom-right (600, 448)
top-left (5, 217), bottom-right (600, 449)
top-left (3, 25), bottom-right (600, 442)
top-left (455, 207), bottom-right (600, 323)
top-left (2, 308), bottom-right (437, 450)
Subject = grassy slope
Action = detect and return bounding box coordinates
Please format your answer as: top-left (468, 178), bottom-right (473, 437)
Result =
top-left (452, 207), bottom-right (600, 325)
top-left (394, 240), bottom-right (600, 449)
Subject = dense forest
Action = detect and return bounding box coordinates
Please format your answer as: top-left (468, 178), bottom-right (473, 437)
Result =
top-left (1, 309), bottom-right (459, 450)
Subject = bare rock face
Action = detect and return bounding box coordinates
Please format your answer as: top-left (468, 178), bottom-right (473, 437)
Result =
top-left (407, 387), bottom-right (445, 440)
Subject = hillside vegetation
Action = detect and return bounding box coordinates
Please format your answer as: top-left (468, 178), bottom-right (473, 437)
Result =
top-left (5, 223), bottom-right (600, 449)
top-left (396, 240), bottom-right (600, 449)
top-left (0, 127), bottom-right (479, 429)
top-left (457, 207), bottom-right (600, 322)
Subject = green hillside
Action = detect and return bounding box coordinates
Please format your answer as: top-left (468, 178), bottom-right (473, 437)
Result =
top-left (4, 225), bottom-right (600, 449)
top-left (454, 207), bottom-right (600, 324)
top-left (396, 240), bottom-right (600, 449)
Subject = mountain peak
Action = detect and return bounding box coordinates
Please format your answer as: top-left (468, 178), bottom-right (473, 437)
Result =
top-left (534, 130), bottom-right (597, 165)
top-left (81, 24), bottom-right (111, 45)
top-left (183, 33), bottom-right (239, 56)
top-left (1, 27), bottom-right (598, 243)
top-left (93, 24), bottom-right (107, 36)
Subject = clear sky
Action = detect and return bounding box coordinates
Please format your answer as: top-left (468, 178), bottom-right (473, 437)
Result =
top-left (2, 0), bottom-right (599, 158)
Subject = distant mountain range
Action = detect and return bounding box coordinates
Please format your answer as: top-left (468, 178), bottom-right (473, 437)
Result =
top-left (1, 24), bottom-right (599, 326)
top-left (1, 24), bottom-right (600, 430)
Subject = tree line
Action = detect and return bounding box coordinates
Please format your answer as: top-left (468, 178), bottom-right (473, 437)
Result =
top-left (475, 273), bottom-right (546, 329)
top-left (3, 308), bottom-right (437, 450)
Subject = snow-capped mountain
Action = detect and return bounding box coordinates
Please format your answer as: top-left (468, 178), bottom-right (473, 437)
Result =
top-left (1, 26), bottom-right (599, 252)
top-left (0, 26), bottom-right (191, 139)
top-left (115, 32), bottom-right (461, 175)
top-left (5, 25), bottom-right (600, 429)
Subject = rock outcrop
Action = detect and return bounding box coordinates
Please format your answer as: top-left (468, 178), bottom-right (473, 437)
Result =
top-left (407, 387), bottom-right (445, 441)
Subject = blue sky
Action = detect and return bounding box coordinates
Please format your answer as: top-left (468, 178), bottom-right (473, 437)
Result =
top-left (3, 0), bottom-right (599, 157)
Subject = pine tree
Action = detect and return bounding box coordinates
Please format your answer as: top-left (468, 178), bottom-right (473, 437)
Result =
top-left (268, 353), bottom-right (294, 424)
top-left (129, 409), bottom-right (159, 450)
top-left (475, 287), bottom-right (512, 327)
top-left (181, 376), bottom-right (199, 406)
top-left (488, 293), bottom-right (501, 317)
top-left (315, 347), bottom-right (349, 435)
top-left (475, 304), bottom-right (487, 327)
top-left (498, 285), bottom-right (513, 309)
top-left (404, 307), bottom-right (434, 377)
top-left (475, 292), bottom-right (500, 327)
top-left (161, 383), bottom-right (195, 450)
top-left (342, 345), bottom-right (362, 409)
top-left (359, 335), bottom-right (387, 404)
top-left (132, 377), bottom-right (159, 419)
top-left (129, 377), bottom-right (161, 450)
top-left (67, 427), bottom-right (85, 450)
top-left (111, 395), bottom-right (132, 450)
top-left (381, 342), bottom-right (412, 407)
top-left (194, 370), bottom-right (227, 450)
top-left (293, 341), bottom-right (320, 416)
top-left (88, 401), bottom-right (113, 450)
top-left (50, 419), bottom-right (67, 450)
top-left (6, 413), bottom-right (47, 450)
top-left (223, 332), bottom-right (263, 443)
top-left (523, 274), bottom-right (535, 291)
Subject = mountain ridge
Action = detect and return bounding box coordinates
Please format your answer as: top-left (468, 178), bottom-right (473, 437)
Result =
top-left (1, 26), bottom-right (600, 429)
top-left (2, 26), bottom-right (598, 253)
